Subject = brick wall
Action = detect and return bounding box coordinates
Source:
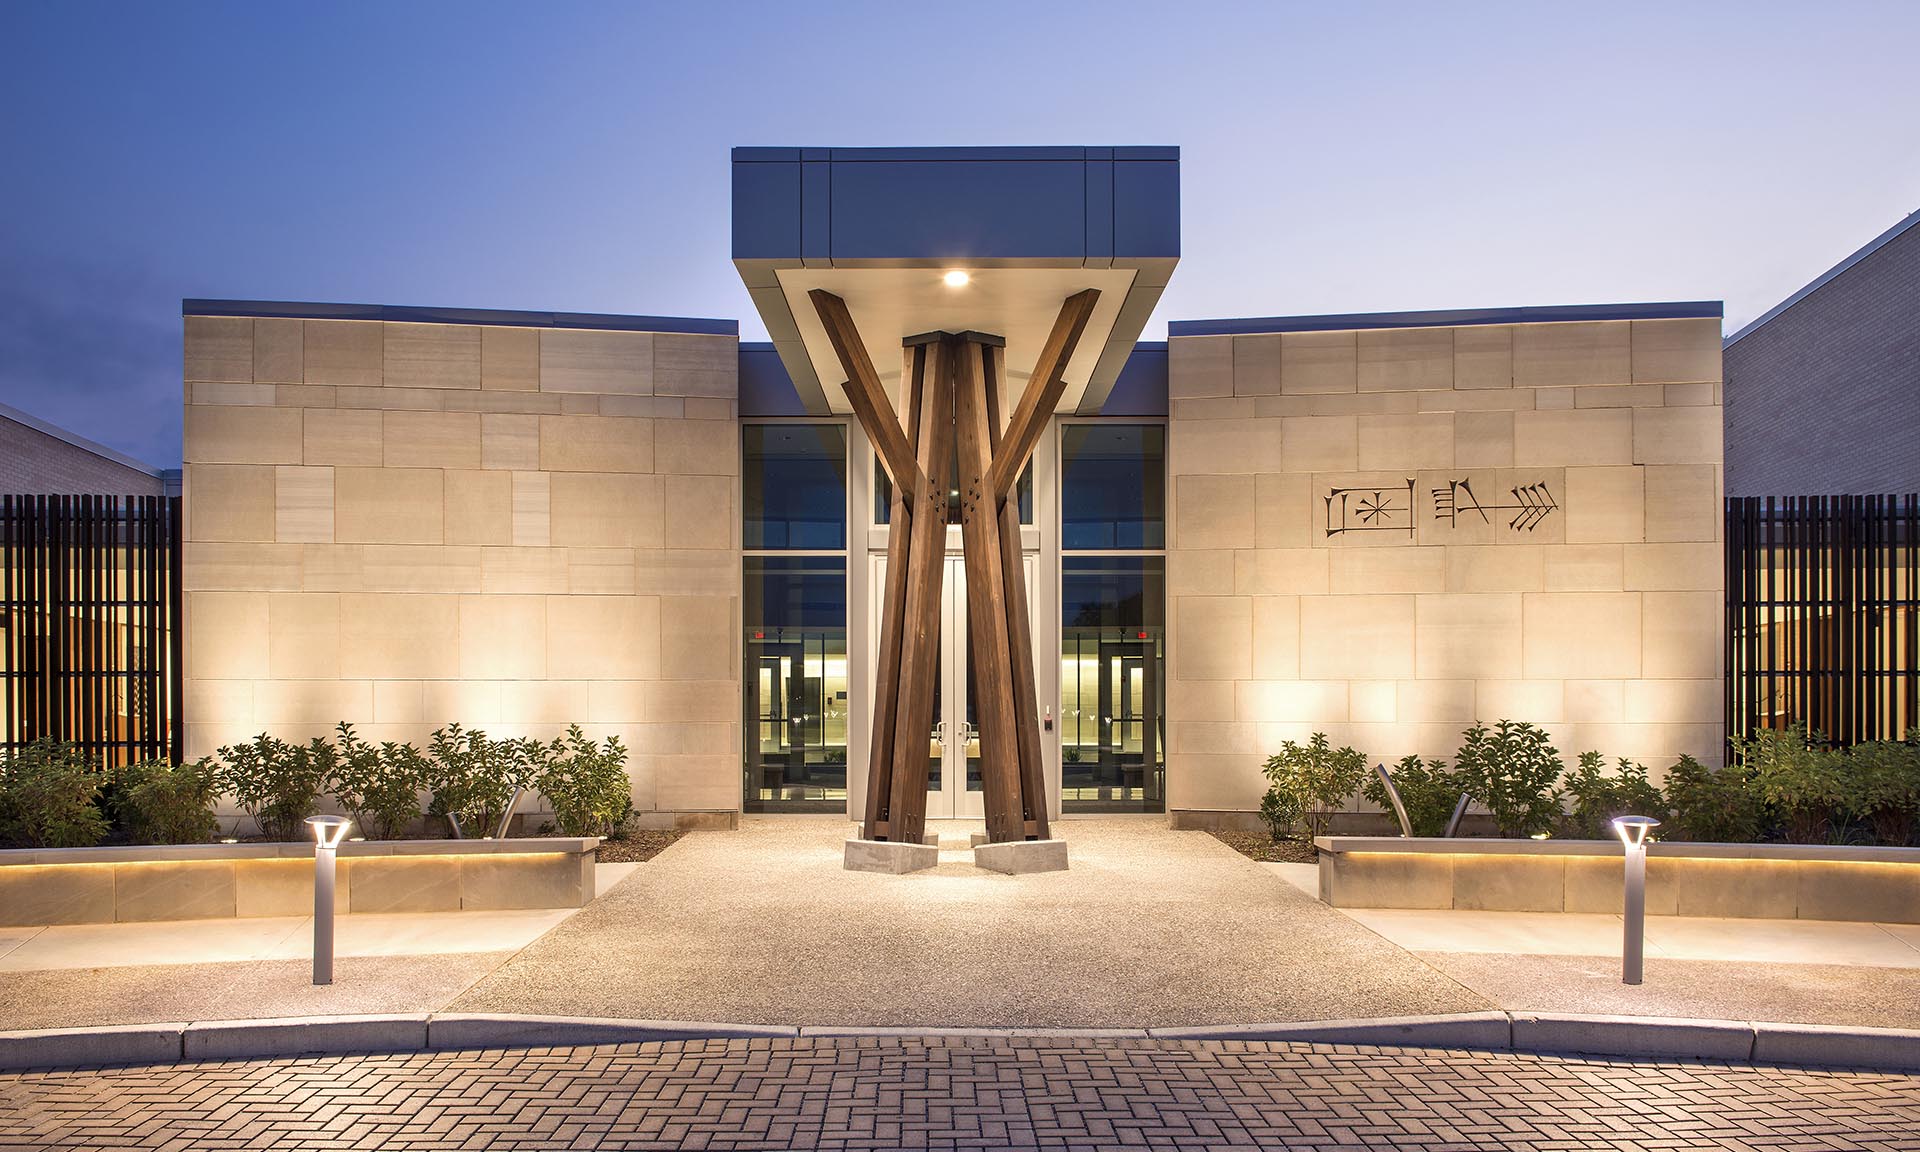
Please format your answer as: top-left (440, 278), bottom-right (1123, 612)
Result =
top-left (1725, 221), bottom-right (1920, 496)
top-left (181, 314), bottom-right (741, 821)
top-left (0, 415), bottom-right (164, 496)
top-left (1165, 317), bottom-right (1724, 816)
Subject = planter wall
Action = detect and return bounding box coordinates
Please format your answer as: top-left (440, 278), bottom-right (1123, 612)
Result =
top-left (0, 838), bottom-right (599, 927)
top-left (1315, 837), bottom-right (1920, 923)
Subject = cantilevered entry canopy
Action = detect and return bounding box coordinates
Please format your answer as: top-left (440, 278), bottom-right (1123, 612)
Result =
top-left (732, 147), bottom-right (1179, 416)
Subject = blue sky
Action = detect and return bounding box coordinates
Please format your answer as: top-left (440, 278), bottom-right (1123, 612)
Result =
top-left (2, 0), bottom-right (1916, 469)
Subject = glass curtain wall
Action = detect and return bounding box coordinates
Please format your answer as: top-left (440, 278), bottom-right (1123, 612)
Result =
top-left (742, 425), bottom-right (849, 810)
top-left (1058, 424), bottom-right (1166, 811)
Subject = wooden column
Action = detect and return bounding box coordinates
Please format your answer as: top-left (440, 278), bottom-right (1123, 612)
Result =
top-left (861, 344), bottom-right (925, 839)
top-left (883, 336), bottom-right (954, 846)
top-left (983, 345), bottom-right (1051, 839)
top-left (810, 287), bottom-right (1098, 847)
top-left (954, 336), bottom-right (1027, 843)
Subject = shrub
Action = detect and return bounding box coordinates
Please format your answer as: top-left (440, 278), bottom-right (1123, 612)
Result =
top-left (536, 725), bottom-right (633, 838)
top-left (1734, 723), bottom-right (1849, 843)
top-left (1362, 755), bottom-right (1463, 837)
top-left (1452, 720), bottom-right (1564, 838)
top-left (1560, 751), bottom-right (1667, 839)
top-left (1258, 785), bottom-right (1304, 843)
top-left (108, 759), bottom-right (219, 845)
top-left (1260, 733), bottom-right (1365, 841)
top-left (216, 734), bottom-right (328, 841)
top-left (0, 740), bottom-right (107, 848)
top-left (328, 722), bottom-right (426, 840)
top-left (427, 724), bottom-right (538, 838)
top-left (1852, 729), bottom-right (1920, 846)
top-left (1661, 754), bottom-right (1766, 843)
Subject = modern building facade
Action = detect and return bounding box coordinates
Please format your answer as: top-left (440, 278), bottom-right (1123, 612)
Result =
top-left (179, 146), bottom-right (1727, 829)
top-left (1724, 207), bottom-right (1919, 496)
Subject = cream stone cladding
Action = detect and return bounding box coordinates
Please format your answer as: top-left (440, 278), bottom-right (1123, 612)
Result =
top-left (182, 313), bottom-right (741, 821)
top-left (1166, 315), bottom-right (1724, 816)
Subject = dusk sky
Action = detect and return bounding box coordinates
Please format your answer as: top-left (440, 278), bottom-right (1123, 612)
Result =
top-left (2, 0), bottom-right (1916, 470)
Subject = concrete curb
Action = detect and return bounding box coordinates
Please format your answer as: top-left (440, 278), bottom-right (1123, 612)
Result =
top-left (1150, 1011), bottom-right (1511, 1050)
top-left (2, 1012), bottom-right (1918, 1073)
top-left (427, 1014), bottom-right (796, 1049)
top-left (183, 1014), bottom-right (431, 1061)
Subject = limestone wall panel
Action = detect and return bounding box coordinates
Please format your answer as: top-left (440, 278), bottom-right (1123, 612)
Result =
top-left (1166, 314), bottom-right (1723, 816)
top-left (186, 317), bottom-right (740, 818)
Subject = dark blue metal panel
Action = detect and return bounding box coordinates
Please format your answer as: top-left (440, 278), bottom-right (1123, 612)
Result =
top-left (1100, 343), bottom-right (1169, 416)
top-left (1085, 158), bottom-right (1114, 265)
top-left (1113, 160), bottom-right (1180, 259)
top-left (732, 158), bottom-right (801, 260)
top-left (829, 160), bottom-right (1087, 261)
top-left (1169, 300), bottom-right (1725, 338)
top-left (801, 160), bottom-right (832, 264)
top-left (1113, 146), bottom-right (1179, 161)
top-left (731, 147), bottom-right (800, 162)
top-left (829, 146), bottom-right (1087, 163)
top-left (738, 343), bottom-right (808, 416)
top-left (182, 300), bottom-right (739, 335)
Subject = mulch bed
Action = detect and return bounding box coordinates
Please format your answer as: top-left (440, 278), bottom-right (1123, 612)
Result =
top-left (592, 830), bottom-right (683, 864)
top-left (1208, 830), bottom-right (1318, 864)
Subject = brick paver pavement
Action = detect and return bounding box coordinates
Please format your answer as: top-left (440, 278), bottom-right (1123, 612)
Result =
top-left (2, 1036), bottom-right (1918, 1150)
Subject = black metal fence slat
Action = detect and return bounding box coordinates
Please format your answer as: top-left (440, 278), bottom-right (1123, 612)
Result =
top-left (2, 493), bottom-right (179, 765)
top-left (1727, 493), bottom-right (1919, 751)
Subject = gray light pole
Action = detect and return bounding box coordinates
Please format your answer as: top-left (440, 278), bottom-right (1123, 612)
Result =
top-left (305, 815), bottom-right (352, 985)
top-left (1611, 815), bottom-right (1659, 985)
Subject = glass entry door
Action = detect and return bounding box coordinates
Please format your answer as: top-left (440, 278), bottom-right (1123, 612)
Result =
top-left (870, 552), bottom-right (1036, 821)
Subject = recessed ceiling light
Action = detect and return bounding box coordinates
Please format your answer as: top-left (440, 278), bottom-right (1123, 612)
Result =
top-left (942, 270), bottom-right (970, 288)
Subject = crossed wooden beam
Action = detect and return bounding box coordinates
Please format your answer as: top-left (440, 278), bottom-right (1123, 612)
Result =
top-left (810, 287), bottom-right (1100, 846)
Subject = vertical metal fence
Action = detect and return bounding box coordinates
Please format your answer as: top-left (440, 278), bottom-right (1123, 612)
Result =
top-left (1726, 494), bottom-right (1920, 748)
top-left (0, 494), bottom-right (182, 766)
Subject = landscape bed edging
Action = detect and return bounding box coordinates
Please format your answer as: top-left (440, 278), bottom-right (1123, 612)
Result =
top-left (0, 838), bottom-right (602, 926)
top-left (1314, 837), bottom-right (1920, 922)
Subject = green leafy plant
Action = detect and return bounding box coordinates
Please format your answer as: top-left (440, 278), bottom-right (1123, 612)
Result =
top-left (1259, 733), bottom-right (1366, 841)
top-left (1258, 786), bottom-right (1304, 843)
top-left (1734, 723), bottom-right (1850, 843)
top-left (108, 759), bottom-right (219, 845)
top-left (0, 739), bottom-right (107, 848)
top-left (426, 724), bottom-right (538, 838)
top-left (1362, 755), bottom-right (1464, 837)
top-left (1452, 720), bottom-right (1564, 838)
top-left (1851, 729), bottom-right (1920, 846)
top-left (536, 725), bottom-right (633, 838)
top-left (1660, 753), bottom-right (1766, 843)
top-left (216, 733), bottom-right (328, 841)
top-left (327, 722), bottom-right (425, 840)
top-left (1560, 751), bottom-right (1667, 839)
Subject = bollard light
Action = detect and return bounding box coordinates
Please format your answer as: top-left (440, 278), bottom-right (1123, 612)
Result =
top-left (1611, 815), bottom-right (1660, 985)
top-left (306, 815), bottom-right (352, 985)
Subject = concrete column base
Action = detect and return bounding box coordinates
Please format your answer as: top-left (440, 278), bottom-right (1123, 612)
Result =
top-left (973, 839), bottom-right (1069, 875)
top-left (848, 825), bottom-right (939, 847)
top-left (843, 839), bottom-right (939, 874)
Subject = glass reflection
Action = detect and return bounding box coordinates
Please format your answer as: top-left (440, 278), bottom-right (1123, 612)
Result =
top-left (743, 556), bottom-right (849, 809)
top-left (1060, 556), bottom-right (1165, 810)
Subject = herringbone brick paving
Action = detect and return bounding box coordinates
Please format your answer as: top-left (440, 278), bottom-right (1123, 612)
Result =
top-left (2, 1036), bottom-right (1917, 1150)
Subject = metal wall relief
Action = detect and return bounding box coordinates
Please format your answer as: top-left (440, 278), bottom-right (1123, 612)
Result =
top-left (1316, 469), bottom-right (1566, 546)
top-left (1432, 478), bottom-right (1558, 533)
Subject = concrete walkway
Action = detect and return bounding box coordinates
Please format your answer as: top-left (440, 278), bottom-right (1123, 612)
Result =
top-left (449, 817), bottom-right (1486, 1028)
top-left (3, 820), bottom-right (1919, 1033)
